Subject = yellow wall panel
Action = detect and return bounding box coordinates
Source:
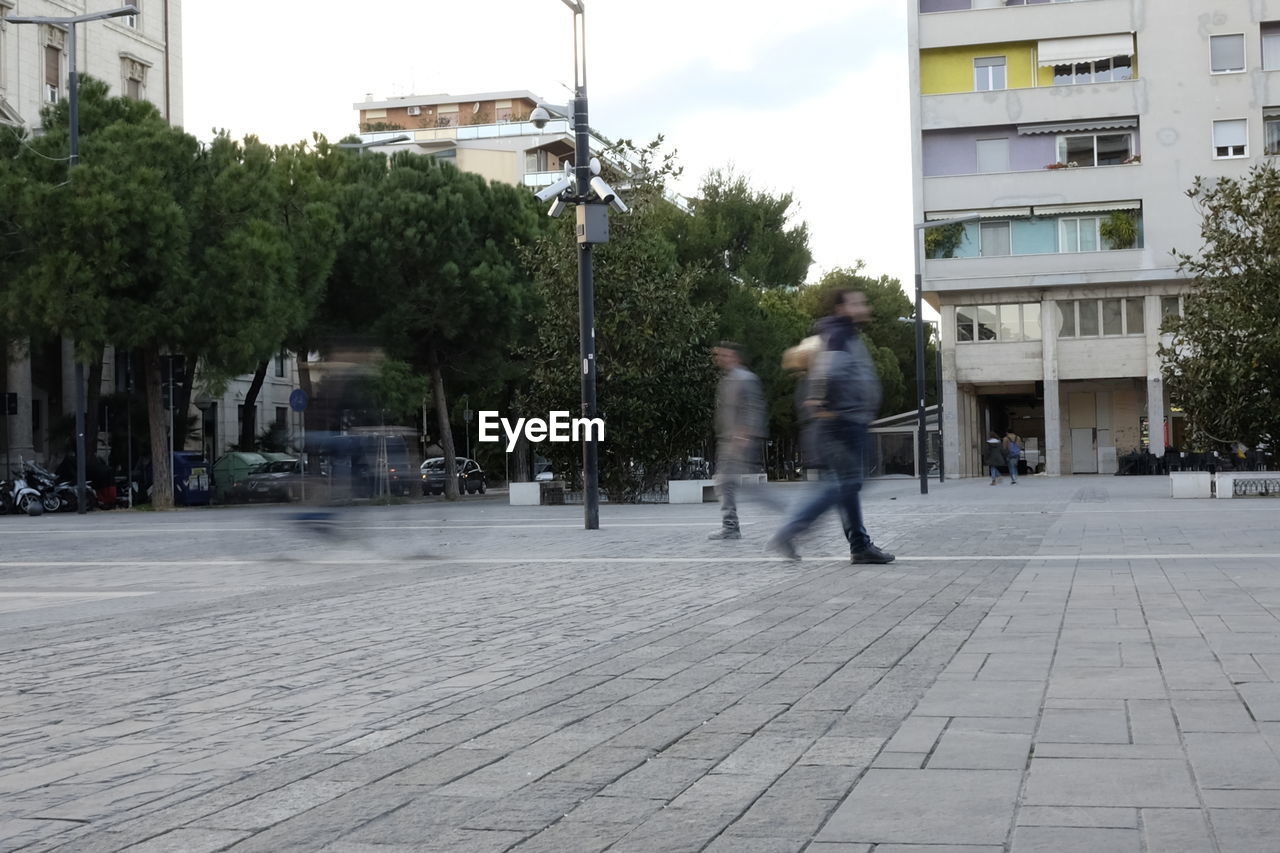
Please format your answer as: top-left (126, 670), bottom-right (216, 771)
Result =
top-left (921, 42), bottom-right (1038, 95)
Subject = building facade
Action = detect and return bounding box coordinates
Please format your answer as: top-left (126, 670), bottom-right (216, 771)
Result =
top-left (352, 89), bottom-right (624, 192)
top-left (2, 0), bottom-right (183, 469)
top-left (910, 0), bottom-right (1280, 477)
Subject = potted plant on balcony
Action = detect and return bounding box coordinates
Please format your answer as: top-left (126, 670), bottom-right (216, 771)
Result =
top-left (1100, 211), bottom-right (1138, 249)
top-left (925, 221), bottom-right (966, 259)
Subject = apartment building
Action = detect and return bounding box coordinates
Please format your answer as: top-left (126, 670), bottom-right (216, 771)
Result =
top-left (2, 0), bottom-right (182, 467)
top-left (352, 89), bottom-right (621, 192)
top-left (910, 0), bottom-right (1280, 477)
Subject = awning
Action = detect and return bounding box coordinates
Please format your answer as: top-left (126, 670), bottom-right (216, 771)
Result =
top-left (1031, 200), bottom-right (1141, 215)
top-left (1018, 117), bottom-right (1138, 135)
top-left (1037, 33), bottom-right (1135, 67)
top-left (925, 207), bottom-right (1031, 221)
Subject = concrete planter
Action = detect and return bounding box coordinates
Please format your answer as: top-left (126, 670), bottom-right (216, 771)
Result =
top-left (509, 482), bottom-right (541, 506)
top-left (669, 479), bottom-right (717, 504)
top-left (1169, 471), bottom-right (1212, 499)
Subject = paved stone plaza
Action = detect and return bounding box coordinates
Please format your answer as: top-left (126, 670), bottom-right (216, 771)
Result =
top-left (1, 476), bottom-right (1279, 852)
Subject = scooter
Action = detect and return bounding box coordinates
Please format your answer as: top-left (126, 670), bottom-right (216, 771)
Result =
top-left (23, 461), bottom-right (74, 513)
top-left (3, 465), bottom-right (47, 515)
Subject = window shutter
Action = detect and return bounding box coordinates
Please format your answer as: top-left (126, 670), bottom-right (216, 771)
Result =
top-left (45, 46), bottom-right (60, 87)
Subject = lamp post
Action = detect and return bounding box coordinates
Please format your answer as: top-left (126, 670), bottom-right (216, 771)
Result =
top-left (912, 213), bottom-right (980, 495)
top-left (5, 5), bottom-right (138, 514)
top-left (529, 0), bottom-right (625, 531)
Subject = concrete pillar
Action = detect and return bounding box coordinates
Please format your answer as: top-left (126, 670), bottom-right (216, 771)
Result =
top-left (5, 342), bottom-right (36, 465)
top-left (1041, 300), bottom-right (1062, 476)
top-left (940, 304), bottom-right (961, 479)
top-left (1144, 295), bottom-right (1166, 450)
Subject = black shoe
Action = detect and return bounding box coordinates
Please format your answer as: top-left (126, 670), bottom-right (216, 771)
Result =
top-left (708, 528), bottom-right (741, 540)
top-left (766, 536), bottom-right (800, 561)
top-left (851, 543), bottom-right (895, 564)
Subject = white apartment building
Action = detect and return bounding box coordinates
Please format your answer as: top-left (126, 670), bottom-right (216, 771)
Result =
top-left (352, 89), bottom-right (630, 192)
top-left (910, 0), bottom-right (1280, 477)
top-left (1, 0), bottom-right (183, 468)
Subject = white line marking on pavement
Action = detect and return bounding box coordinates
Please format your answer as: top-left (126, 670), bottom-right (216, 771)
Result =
top-left (0, 554), bottom-right (1278, 568)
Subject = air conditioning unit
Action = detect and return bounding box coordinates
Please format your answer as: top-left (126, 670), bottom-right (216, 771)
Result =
top-left (45, 84), bottom-right (59, 104)
top-left (407, 106), bottom-right (421, 116)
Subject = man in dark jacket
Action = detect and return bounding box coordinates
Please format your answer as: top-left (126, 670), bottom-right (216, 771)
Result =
top-left (709, 342), bottom-right (767, 540)
top-left (767, 289), bottom-right (894, 564)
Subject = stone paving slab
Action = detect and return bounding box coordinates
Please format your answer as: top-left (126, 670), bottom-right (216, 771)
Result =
top-left (1, 477), bottom-right (1280, 850)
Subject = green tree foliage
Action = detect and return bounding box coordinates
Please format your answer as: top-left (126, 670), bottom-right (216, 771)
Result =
top-left (0, 79), bottom-right (336, 507)
top-left (1161, 164), bottom-right (1280, 448)
top-left (522, 147), bottom-right (716, 501)
top-left (329, 152), bottom-right (543, 497)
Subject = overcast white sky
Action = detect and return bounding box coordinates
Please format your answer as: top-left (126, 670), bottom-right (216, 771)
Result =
top-left (183, 0), bottom-right (912, 290)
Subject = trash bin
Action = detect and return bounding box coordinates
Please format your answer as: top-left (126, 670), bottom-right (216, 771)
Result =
top-left (173, 451), bottom-right (212, 506)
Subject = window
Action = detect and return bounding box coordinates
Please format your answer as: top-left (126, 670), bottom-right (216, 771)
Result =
top-left (1264, 23), bottom-right (1280, 71)
top-left (974, 57), bottom-right (1006, 92)
top-left (1126, 298), bottom-right (1145, 334)
top-left (979, 221), bottom-right (1011, 257)
top-left (1058, 298), bottom-right (1146, 338)
top-left (955, 303), bottom-right (1040, 343)
top-left (1057, 302), bottom-right (1076, 337)
top-left (1266, 115), bottom-right (1280, 156)
top-left (1059, 217), bottom-right (1101, 253)
top-left (1102, 299), bottom-right (1123, 335)
top-left (1078, 301), bottom-right (1100, 336)
top-left (44, 45), bottom-right (61, 103)
top-left (122, 58), bottom-right (147, 101)
top-left (976, 138), bottom-right (1010, 173)
top-left (275, 351), bottom-right (286, 378)
top-left (1057, 132), bottom-right (1133, 167)
top-left (1161, 296), bottom-right (1183, 319)
top-left (1213, 119), bottom-right (1247, 158)
top-left (1053, 56), bottom-right (1133, 86)
top-left (1022, 304), bottom-right (1041, 341)
top-left (976, 306), bottom-right (998, 340)
top-left (275, 407), bottom-right (288, 428)
top-left (1210, 34), bottom-right (1246, 73)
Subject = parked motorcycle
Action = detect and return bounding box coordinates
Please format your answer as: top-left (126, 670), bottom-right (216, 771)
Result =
top-left (22, 461), bottom-right (74, 513)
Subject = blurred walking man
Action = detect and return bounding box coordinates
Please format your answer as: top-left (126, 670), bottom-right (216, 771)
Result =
top-left (767, 289), bottom-right (895, 564)
top-left (709, 342), bottom-right (767, 540)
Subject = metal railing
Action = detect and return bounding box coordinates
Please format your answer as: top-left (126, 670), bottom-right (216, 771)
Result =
top-left (1234, 478), bottom-right (1280, 497)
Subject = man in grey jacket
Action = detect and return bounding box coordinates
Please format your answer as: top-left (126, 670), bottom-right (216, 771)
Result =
top-left (709, 342), bottom-right (767, 540)
top-left (767, 289), bottom-right (895, 564)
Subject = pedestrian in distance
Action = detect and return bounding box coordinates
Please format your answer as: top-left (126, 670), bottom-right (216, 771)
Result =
top-left (985, 432), bottom-right (1008, 485)
top-left (708, 341), bottom-right (767, 540)
top-left (1003, 431), bottom-right (1021, 484)
top-left (766, 289), bottom-right (894, 564)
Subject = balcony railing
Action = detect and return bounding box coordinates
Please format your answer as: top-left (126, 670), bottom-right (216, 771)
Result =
top-left (920, 0), bottom-right (1105, 12)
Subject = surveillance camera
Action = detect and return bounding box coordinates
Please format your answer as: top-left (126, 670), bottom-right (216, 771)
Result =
top-left (535, 174), bottom-right (574, 204)
top-left (548, 198), bottom-right (567, 218)
top-left (589, 176), bottom-right (617, 204)
top-left (608, 195), bottom-right (629, 215)
top-left (530, 105), bottom-right (552, 130)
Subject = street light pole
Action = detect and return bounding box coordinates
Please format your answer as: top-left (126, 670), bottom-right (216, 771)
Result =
top-left (566, 0), bottom-right (600, 531)
top-left (913, 213), bottom-right (980, 495)
top-left (5, 5), bottom-right (138, 514)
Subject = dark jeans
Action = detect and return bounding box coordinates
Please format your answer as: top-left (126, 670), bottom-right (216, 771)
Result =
top-left (777, 421), bottom-right (870, 550)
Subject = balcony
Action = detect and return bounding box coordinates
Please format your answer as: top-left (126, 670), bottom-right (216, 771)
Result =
top-left (922, 79), bottom-right (1142, 131)
top-left (924, 247), bottom-right (1172, 294)
top-left (918, 0), bottom-right (1131, 49)
top-left (522, 170), bottom-right (565, 189)
top-left (924, 162), bottom-right (1140, 211)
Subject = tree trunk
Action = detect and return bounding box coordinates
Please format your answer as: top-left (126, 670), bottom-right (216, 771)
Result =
top-left (85, 348), bottom-right (104, 461)
top-left (143, 348), bottom-right (174, 509)
top-left (239, 361), bottom-right (269, 450)
top-left (429, 343), bottom-right (460, 500)
top-left (512, 435), bottom-right (529, 483)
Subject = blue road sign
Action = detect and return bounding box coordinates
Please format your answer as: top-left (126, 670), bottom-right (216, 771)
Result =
top-left (289, 388), bottom-right (309, 412)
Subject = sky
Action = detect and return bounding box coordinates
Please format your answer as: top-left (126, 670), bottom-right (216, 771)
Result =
top-left (183, 0), bottom-right (913, 291)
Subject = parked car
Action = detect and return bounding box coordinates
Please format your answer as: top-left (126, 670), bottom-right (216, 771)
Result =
top-left (421, 457), bottom-right (486, 495)
top-left (247, 458), bottom-right (302, 502)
